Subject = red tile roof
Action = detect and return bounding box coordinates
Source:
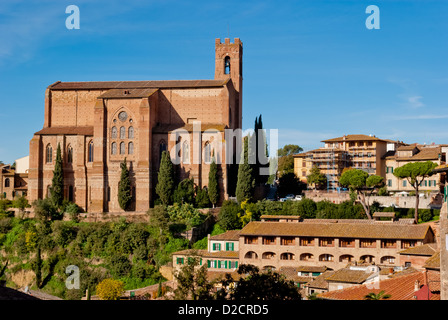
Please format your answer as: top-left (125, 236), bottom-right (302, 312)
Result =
top-left (49, 79), bottom-right (229, 90)
top-left (240, 221), bottom-right (432, 240)
top-left (34, 126), bottom-right (94, 136)
top-left (318, 270), bottom-right (440, 300)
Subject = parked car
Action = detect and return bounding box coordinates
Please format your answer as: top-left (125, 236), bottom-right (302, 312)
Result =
top-left (279, 198), bottom-right (288, 202)
top-left (285, 194), bottom-right (295, 200)
top-left (294, 195), bottom-right (303, 201)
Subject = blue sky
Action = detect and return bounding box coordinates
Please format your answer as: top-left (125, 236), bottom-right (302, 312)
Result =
top-left (0, 0), bottom-right (447, 164)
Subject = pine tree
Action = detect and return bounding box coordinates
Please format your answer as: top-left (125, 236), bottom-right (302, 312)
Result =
top-left (236, 136), bottom-right (255, 203)
top-left (208, 158), bottom-right (219, 207)
top-left (118, 157), bottom-right (132, 211)
top-left (156, 151), bottom-right (175, 206)
top-left (50, 143), bottom-right (64, 208)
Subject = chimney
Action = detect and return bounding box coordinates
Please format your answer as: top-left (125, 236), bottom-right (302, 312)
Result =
top-left (414, 280), bottom-right (420, 292)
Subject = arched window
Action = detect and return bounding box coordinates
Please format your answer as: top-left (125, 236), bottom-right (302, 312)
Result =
top-left (224, 56), bottom-right (231, 75)
top-left (67, 145), bottom-right (73, 163)
top-left (128, 126), bottom-right (134, 139)
top-left (46, 144), bottom-right (53, 164)
top-left (120, 126), bottom-right (126, 139)
top-left (182, 140), bottom-right (190, 164)
top-left (244, 251), bottom-right (258, 259)
top-left (204, 142), bottom-right (211, 164)
top-left (120, 142), bottom-right (125, 155)
top-left (88, 141), bottom-right (94, 162)
top-left (111, 142), bottom-right (117, 155)
top-left (4, 178), bottom-right (10, 188)
top-left (128, 142), bottom-right (134, 155)
top-left (111, 126), bottom-right (117, 139)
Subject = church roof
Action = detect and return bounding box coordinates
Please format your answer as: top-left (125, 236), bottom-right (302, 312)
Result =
top-left (49, 79), bottom-right (230, 90)
top-left (34, 126), bottom-right (94, 136)
top-left (98, 88), bottom-right (158, 99)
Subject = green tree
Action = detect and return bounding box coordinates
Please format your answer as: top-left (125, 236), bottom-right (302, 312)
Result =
top-left (174, 178), bottom-right (195, 205)
top-left (339, 169), bottom-right (384, 219)
top-left (236, 137), bottom-right (255, 203)
top-left (173, 254), bottom-right (214, 300)
top-left (118, 157), bottom-right (132, 211)
top-left (222, 264), bottom-right (301, 300)
top-left (393, 161), bottom-right (438, 223)
top-left (195, 186), bottom-right (211, 209)
top-left (50, 143), bottom-right (64, 208)
top-left (253, 115), bottom-right (269, 185)
top-left (33, 198), bottom-right (59, 221)
top-left (307, 166), bottom-right (327, 190)
top-left (156, 151), bottom-right (175, 206)
top-left (208, 158), bottom-right (219, 207)
top-left (277, 144), bottom-right (303, 176)
top-left (364, 290), bottom-right (391, 300)
top-left (13, 195), bottom-right (29, 218)
top-left (96, 279), bottom-right (125, 300)
top-left (277, 172), bottom-right (303, 198)
top-left (218, 200), bottom-right (242, 230)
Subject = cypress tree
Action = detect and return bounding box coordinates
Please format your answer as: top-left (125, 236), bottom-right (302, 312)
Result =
top-left (208, 158), bottom-right (219, 207)
top-left (156, 151), bottom-right (175, 206)
top-left (236, 136), bottom-right (255, 203)
top-left (118, 157), bottom-right (132, 211)
top-left (50, 143), bottom-right (64, 208)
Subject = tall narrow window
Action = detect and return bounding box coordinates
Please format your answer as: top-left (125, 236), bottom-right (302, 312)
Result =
top-left (67, 145), bottom-right (73, 163)
top-left (182, 140), bottom-right (190, 164)
top-left (204, 142), bottom-right (211, 164)
top-left (120, 126), bottom-right (126, 139)
top-left (4, 178), bottom-right (10, 188)
top-left (46, 144), bottom-right (53, 164)
top-left (120, 142), bottom-right (125, 155)
top-left (111, 142), bottom-right (117, 155)
top-left (128, 142), bottom-right (134, 155)
top-left (68, 185), bottom-right (74, 202)
top-left (224, 56), bottom-right (231, 75)
top-left (128, 126), bottom-right (134, 139)
top-left (111, 126), bottom-right (117, 139)
top-left (88, 141), bottom-right (94, 162)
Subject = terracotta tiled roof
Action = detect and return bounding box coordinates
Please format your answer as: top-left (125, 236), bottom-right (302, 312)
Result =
top-left (295, 266), bottom-right (328, 273)
top-left (210, 230), bottom-right (241, 241)
top-left (173, 249), bottom-right (239, 259)
top-left (240, 221), bottom-right (432, 240)
top-left (321, 135), bottom-right (387, 143)
top-left (278, 267), bottom-right (312, 283)
top-left (392, 146), bottom-right (442, 161)
top-left (398, 243), bottom-right (437, 256)
top-left (325, 268), bottom-right (374, 284)
top-left (318, 270), bottom-right (440, 300)
top-left (307, 271), bottom-right (335, 290)
top-left (423, 251), bottom-right (440, 270)
top-left (50, 79), bottom-right (229, 90)
top-left (34, 126), bottom-right (94, 136)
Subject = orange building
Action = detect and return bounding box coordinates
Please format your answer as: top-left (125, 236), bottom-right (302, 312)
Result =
top-left (28, 38), bottom-right (243, 213)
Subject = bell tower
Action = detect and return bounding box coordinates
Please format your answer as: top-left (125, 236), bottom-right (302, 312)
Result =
top-left (215, 38), bottom-right (243, 128)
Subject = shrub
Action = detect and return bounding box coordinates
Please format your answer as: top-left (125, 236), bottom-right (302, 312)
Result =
top-left (96, 279), bottom-right (125, 300)
top-left (218, 200), bottom-right (242, 230)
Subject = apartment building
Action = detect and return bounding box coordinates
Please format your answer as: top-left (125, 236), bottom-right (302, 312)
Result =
top-left (384, 145), bottom-right (446, 193)
top-left (294, 134), bottom-right (404, 190)
top-left (238, 219), bottom-right (435, 270)
top-left (172, 230), bottom-right (240, 272)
